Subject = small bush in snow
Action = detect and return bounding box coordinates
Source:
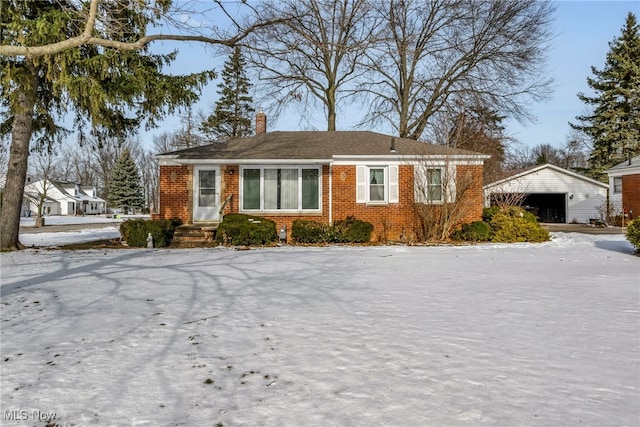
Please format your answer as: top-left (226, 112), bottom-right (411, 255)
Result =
top-left (291, 216), bottom-right (374, 244)
top-left (332, 216), bottom-right (374, 243)
top-left (489, 207), bottom-right (549, 243)
top-left (626, 219), bottom-right (640, 251)
top-left (120, 218), bottom-right (181, 247)
top-left (452, 221), bottom-right (492, 242)
top-left (291, 220), bottom-right (333, 244)
top-left (215, 214), bottom-right (277, 246)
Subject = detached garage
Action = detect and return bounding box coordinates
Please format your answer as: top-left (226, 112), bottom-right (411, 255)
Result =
top-left (484, 164), bottom-right (608, 224)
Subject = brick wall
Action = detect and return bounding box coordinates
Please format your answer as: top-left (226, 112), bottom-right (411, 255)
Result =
top-left (332, 164), bottom-right (417, 242)
top-left (622, 173), bottom-right (640, 221)
top-left (159, 162), bottom-right (485, 242)
top-left (221, 166), bottom-right (239, 216)
top-left (158, 165), bottom-right (191, 223)
top-left (456, 164), bottom-right (485, 223)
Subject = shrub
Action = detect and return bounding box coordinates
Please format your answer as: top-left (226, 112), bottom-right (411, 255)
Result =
top-left (332, 216), bottom-right (374, 243)
top-left (215, 213), bottom-right (277, 246)
top-left (452, 221), bottom-right (492, 242)
top-left (291, 220), bottom-right (332, 244)
top-left (482, 206), bottom-right (501, 222)
top-left (489, 207), bottom-right (549, 243)
top-left (626, 219), bottom-right (640, 251)
top-left (120, 218), bottom-right (181, 247)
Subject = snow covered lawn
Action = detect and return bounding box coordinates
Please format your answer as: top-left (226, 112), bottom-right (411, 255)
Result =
top-left (1, 234), bottom-right (638, 426)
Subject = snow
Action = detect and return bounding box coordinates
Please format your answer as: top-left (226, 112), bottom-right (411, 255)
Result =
top-left (20, 214), bottom-right (131, 227)
top-left (1, 229), bottom-right (638, 426)
top-left (18, 215), bottom-right (141, 247)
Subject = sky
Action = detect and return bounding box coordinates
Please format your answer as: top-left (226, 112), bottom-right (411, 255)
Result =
top-left (2, 223), bottom-right (638, 426)
top-left (142, 1), bottom-right (639, 151)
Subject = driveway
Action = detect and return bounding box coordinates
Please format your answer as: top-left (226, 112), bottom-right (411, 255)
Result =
top-left (541, 223), bottom-right (626, 235)
top-left (19, 221), bottom-right (120, 234)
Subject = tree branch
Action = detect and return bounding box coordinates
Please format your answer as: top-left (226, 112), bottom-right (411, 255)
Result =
top-left (0, 5), bottom-right (285, 58)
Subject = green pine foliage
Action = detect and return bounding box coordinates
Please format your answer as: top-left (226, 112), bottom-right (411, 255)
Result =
top-left (108, 149), bottom-right (145, 212)
top-left (0, 1), bottom-right (215, 144)
top-left (0, 0), bottom-right (215, 250)
top-left (571, 13), bottom-right (640, 177)
top-left (201, 47), bottom-right (255, 141)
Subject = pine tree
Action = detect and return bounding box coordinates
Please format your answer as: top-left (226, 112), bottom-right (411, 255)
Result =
top-left (0, 1), bottom-right (214, 250)
top-left (571, 12), bottom-right (640, 176)
top-left (108, 149), bottom-right (145, 213)
top-left (201, 47), bottom-right (254, 141)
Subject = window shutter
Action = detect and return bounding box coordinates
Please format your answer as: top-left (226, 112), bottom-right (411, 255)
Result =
top-left (446, 164), bottom-right (457, 202)
top-left (388, 165), bottom-right (399, 203)
top-left (356, 165), bottom-right (366, 203)
top-left (414, 166), bottom-right (425, 203)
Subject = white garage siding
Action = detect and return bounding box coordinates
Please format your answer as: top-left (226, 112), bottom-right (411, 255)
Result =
top-left (484, 164), bottom-right (609, 224)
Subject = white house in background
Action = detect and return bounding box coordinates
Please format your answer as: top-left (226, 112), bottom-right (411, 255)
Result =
top-left (484, 163), bottom-right (609, 224)
top-left (23, 180), bottom-right (106, 216)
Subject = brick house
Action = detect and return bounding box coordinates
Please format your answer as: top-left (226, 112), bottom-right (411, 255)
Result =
top-left (155, 117), bottom-right (487, 242)
top-left (606, 155), bottom-right (640, 223)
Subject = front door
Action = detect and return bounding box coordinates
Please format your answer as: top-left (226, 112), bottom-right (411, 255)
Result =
top-left (193, 166), bottom-right (221, 222)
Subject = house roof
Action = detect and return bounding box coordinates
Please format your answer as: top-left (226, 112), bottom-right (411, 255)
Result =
top-left (605, 155), bottom-right (640, 174)
top-left (157, 131), bottom-right (485, 161)
top-left (27, 180), bottom-right (106, 203)
top-left (484, 163), bottom-right (608, 190)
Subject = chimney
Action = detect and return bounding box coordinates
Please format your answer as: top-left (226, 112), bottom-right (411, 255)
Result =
top-left (256, 109), bottom-right (267, 134)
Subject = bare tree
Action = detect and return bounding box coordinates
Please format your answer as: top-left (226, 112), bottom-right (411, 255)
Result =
top-left (139, 150), bottom-right (159, 213)
top-left (247, 0), bottom-right (376, 130)
top-left (0, 0), bottom-right (282, 250)
top-left (25, 148), bottom-right (59, 226)
top-left (172, 107), bottom-right (209, 149)
top-left (0, 134), bottom-right (9, 176)
top-left (358, 0), bottom-right (555, 140)
top-left (413, 111), bottom-right (487, 241)
top-left (0, 0), bottom-right (282, 58)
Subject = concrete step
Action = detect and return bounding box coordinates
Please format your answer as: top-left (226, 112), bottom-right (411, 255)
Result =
top-left (170, 240), bottom-right (219, 249)
top-left (170, 223), bottom-right (219, 248)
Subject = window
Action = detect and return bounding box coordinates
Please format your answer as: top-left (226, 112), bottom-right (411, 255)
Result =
top-left (613, 177), bottom-right (622, 194)
top-left (415, 166), bottom-right (448, 204)
top-left (425, 168), bottom-right (443, 202)
top-left (369, 168), bottom-right (386, 202)
top-left (242, 166), bottom-right (321, 212)
top-left (198, 170), bottom-right (216, 207)
top-left (356, 165), bottom-right (398, 204)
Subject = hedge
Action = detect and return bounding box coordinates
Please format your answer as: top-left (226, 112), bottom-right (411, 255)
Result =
top-left (489, 207), bottom-right (549, 243)
top-left (452, 221), bottom-right (492, 242)
top-left (215, 213), bottom-right (277, 246)
top-left (626, 218), bottom-right (640, 251)
top-left (120, 218), bottom-right (181, 247)
top-left (291, 216), bottom-right (373, 244)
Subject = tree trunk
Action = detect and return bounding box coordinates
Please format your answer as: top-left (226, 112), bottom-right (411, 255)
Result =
top-left (0, 87), bottom-right (36, 251)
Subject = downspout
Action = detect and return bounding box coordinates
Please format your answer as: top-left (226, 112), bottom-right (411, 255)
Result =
top-left (329, 161), bottom-right (333, 225)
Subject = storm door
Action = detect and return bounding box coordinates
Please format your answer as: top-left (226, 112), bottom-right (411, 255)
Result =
top-left (193, 166), bottom-right (221, 222)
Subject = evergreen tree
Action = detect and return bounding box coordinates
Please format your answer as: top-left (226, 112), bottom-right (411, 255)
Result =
top-left (571, 12), bottom-right (640, 176)
top-left (108, 149), bottom-right (145, 213)
top-left (447, 106), bottom-right (508, 184)
top-left (201, 47), bottom-right (254, 141)
top-left (0, 1), bottom-right (215, 250)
